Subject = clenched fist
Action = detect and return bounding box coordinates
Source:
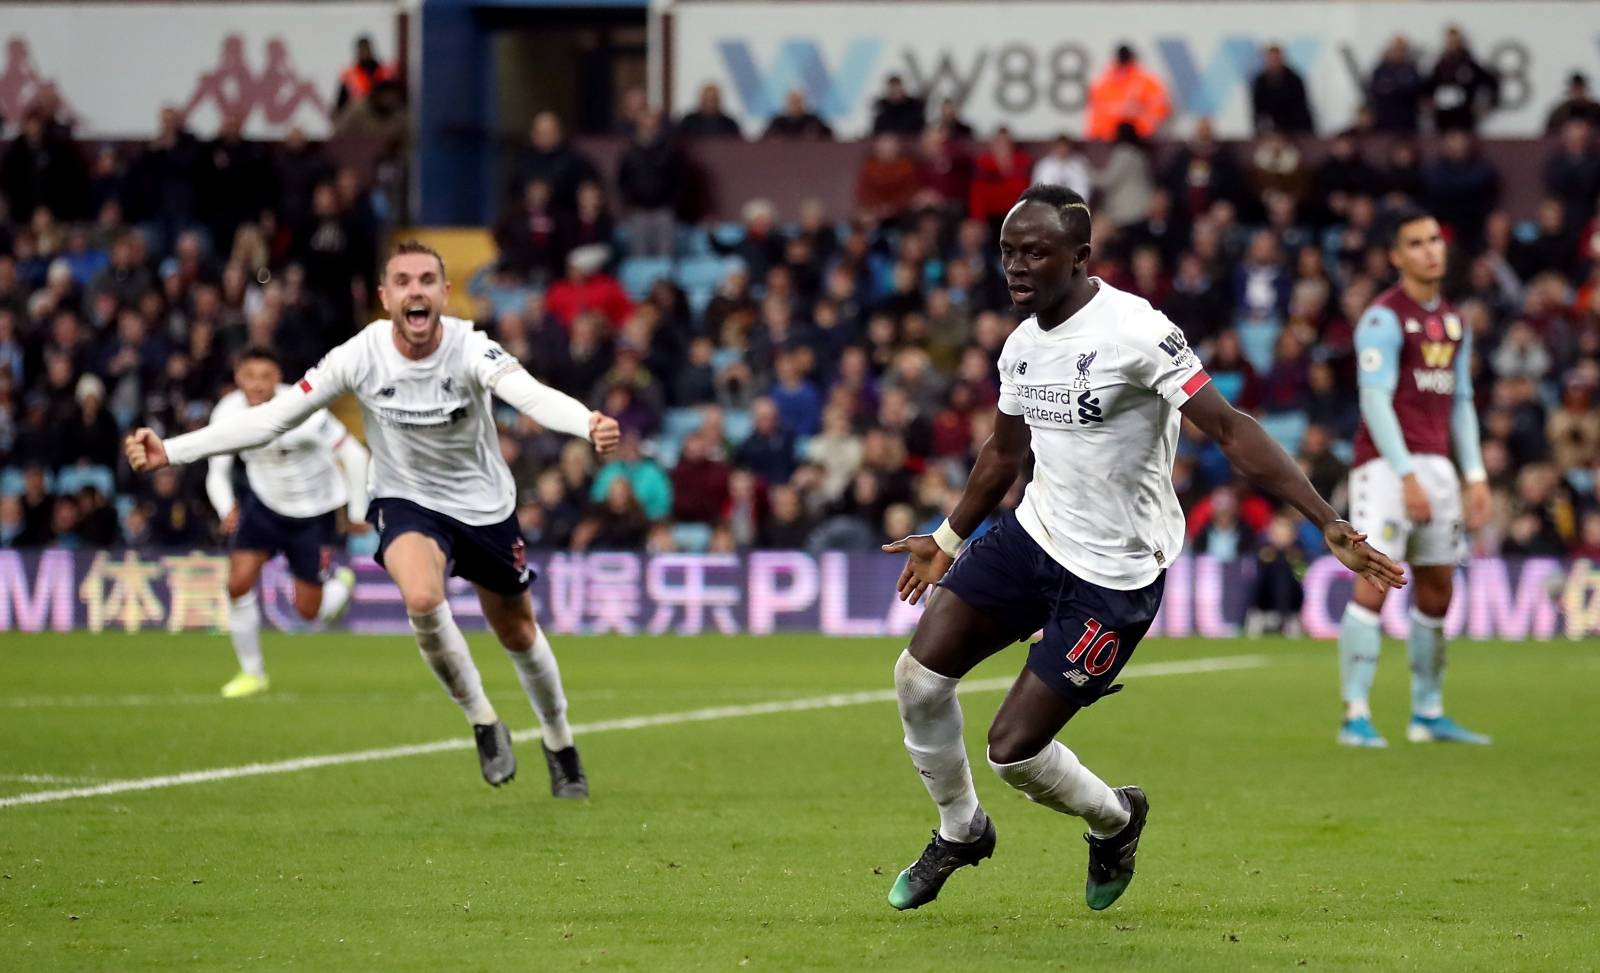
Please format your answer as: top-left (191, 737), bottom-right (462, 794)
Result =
top-left (124, 428), bottom-right (170, 473)
top-left (589, 412), bottom-right (621, 455)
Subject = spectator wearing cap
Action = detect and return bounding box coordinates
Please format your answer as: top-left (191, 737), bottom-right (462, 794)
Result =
top-left (871, 75), bottom-right (926, 136)
top-left (546, 245), bottom-right (634, 331)
top-left (678, 84), bottom-right (743, 139)
top-left (66, 376), bottom-right (118, 465)
top-left (1085, 43), bottom-right (1171, 141)
top-left (1545, 73), bottom-right (1600, 133)
top-left (1251, 44), bottom-right (1315, 135)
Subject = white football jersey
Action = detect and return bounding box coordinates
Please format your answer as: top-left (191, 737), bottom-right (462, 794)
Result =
top-left (996, 279), bottom-right (1210, 590)
top-left (294, 317), bottom-right (522, 525)
top-left (207, 388), bottom-right (350, 519)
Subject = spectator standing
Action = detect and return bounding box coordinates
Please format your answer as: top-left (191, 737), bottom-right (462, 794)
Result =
top-left (616, 111), bottom-right (680, 259)
top-left (333, 35), bottom-right (397, 116)
top-left (509, 112), bottom-right (598, 213)
top-left (1545, 73), bottom-right (1600, 133)
top-left (2, 109), bottom-right (89, 222)
top-left (1368, 36), bottom-right (1425, 134)
top-left (1093, 123), bottom-right (1155, 228)
top-left (677, 84), bottom-right (743, 138)
top-left (1543, 119), bottom-right (1600, 233)
top-left (855, 134), bottom-right (919, 223)
top-left (546, 246), bottom-right (634, 331)
top-left (1085, 44), bottom-right (1171, 140)
top-left (968, 129), bottom-right (1032, 232)
top-left (1031, 135), bottom-right (1091, 199)
top-left (1251, 44), bottom-right (1315, 135)
top-left (1424, 130), bottom-right (1500, 249)
top-left (764, 90), bottom-right (834, 140)
top-left (871, 75), bottom-right (926, 136)
top-left (1426, 26), bottom-right (1499, 133)
top-left (197, 113), bottom-right (271, 255)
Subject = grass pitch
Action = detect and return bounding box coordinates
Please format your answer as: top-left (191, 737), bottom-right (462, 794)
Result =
top-left (1, 629), bottom-right (1596, 970)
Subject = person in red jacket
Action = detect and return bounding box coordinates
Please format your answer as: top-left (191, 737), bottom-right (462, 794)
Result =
top-left (968, 129), bottom-right (1032, 232)
top-left (545, 244), bottom-right (634, 331)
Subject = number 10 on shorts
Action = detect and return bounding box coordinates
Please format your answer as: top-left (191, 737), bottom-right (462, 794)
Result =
top-left (1067, 619), bottom-right (1120, 676)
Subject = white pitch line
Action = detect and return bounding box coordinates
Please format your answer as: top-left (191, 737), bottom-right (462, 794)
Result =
top-left (0, 773), bottom-right (105, 785)
top-left (0, 655), bottom-right (1266, 810)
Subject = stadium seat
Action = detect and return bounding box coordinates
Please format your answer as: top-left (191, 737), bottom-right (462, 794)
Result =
top-left (670, 522), bottom-right (713, 553)
top-left (55, 465), bottom-right (115, 496)
top-left (674, 255), bottom-right (736, 293)
top-left (675, 225), bottom-right (712, 258)
top-left (1237, 319), bottom-right (1282, 373)
top-left (710, 223), bottom-right (744, 248)
top-left (723, 408), bottom-right (754, 445)
top-left (619, 257), bottom-right (674, 300)
top-left (1259, 411), bottom-right (1310, 455)
top-left (661, 408), bottom-right (705, 441)
top-left (0, 468), bottom-right (27, 496)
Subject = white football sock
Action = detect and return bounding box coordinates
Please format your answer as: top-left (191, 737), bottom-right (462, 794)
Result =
top-left (895, 649), bottom-right (985, 843)
top-left (989, 741), bottom-right (1129, 838)
top-left (316, 572), bottom-right (353, 623)
top-left (227, 591), bottom-right (265, 678)
top-left (409, 602), bottom-right (497, 725)
top-left (506, 626), bottom-right (573, 750)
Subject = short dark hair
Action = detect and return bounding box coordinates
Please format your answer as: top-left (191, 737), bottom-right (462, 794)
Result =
top-left (387, 239), bottom-right (447, 279)
top-left (1015, 184), bottom-right (1093, 246)
top-left (1385, 205), bottom-right (1436, 247)
top-left (237, 346), bottom-right (282, 370)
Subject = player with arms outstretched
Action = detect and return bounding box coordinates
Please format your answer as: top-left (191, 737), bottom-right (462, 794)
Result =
top-left (206, 346), bottom-right (369, 698)
top-left (1337, 208), bottom-right (1492, 748)
top-left (127, 242), bottom-right (621, 797)
top-left (881, 186), bottom-right (1405, 913)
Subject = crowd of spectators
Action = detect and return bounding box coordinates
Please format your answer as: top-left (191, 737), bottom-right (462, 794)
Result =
top-left (5, 28), bottom-right (1600, 619)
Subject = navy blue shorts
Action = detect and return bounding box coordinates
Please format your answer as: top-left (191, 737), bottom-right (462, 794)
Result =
top-left (368, 497), bottom-right (533, 595)
top-left (232, 494), bottom-right (336, 584)
top-left (938, 511), bottom-right (1165, 707)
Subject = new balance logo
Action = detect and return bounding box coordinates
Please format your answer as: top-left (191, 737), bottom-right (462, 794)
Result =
top-left (441, 376), bottom-right (455, 394)
top-left (1016, 361), bottom-right (1027, 375)
top-left (1063, 670), bottom-right (1090, 687)
top-left (377, 386), bottom-right (396, 398)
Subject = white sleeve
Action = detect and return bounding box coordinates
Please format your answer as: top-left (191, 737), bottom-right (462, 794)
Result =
top-left (165, 346), bottom-right (354, 466)
top-left (1121, 312), bottom-right (1211, 407)
top-left (995, 332), bottom-right (1025, 416)
top-left (205, 453), bottom-right (236, 517)
top-left (464, 330), bottom-right (593, 440)
top-left (334, 434), bottom-right (370, 521)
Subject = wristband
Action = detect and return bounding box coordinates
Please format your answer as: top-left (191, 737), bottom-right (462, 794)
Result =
top-left (1463, 468), bottom-right (1488, 484)
top-left (932, 519), bottom-right (965, 558)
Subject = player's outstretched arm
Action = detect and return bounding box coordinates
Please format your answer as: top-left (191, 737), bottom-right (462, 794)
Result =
top-left (126, 383), bottom-right (332, 475)
top-left (1180, 384), bottom-right (1407, 591)
top-left (883, 409), bottom-right (1031, 605)
top-left (485, 363), bottom-right (620, 455)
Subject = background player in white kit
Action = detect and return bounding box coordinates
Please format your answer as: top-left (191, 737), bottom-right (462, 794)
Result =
top-left (126, 241), bottom-right (621, 798)
top-left (206, 346), bottom-right (370, 699)
top-left (881, 186), bottom-right (1405, 913)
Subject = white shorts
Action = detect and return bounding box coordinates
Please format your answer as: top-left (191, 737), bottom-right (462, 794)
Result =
top-left (1348, 455), bottom-right (1463, 567)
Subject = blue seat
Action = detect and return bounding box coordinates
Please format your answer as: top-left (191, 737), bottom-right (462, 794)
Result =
top-left (723, 408), bottom-right (754, 445)
top-left (619, 257), bottom-right (674, 301)
top-left (685, 285), bottom-right (716, 317)
top-left (56, 465), bottom-right (115, 496)
top-left (674, 255), bottom-right (735, 292)
top-left (1237, 319), bottom-right (1282, 374)
top-left (711, 223), bottom-right (745, 248)
top-left (662, 407), bottom-right (705, 441)
top-left (671, 522), bottom-right (714, 553)
top-left (0, 468), bottom-right (25, 496)
top-left (675, 225), bottom-right (712, 258)
top-left (1259, 411), bottom-right (1310, 455)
